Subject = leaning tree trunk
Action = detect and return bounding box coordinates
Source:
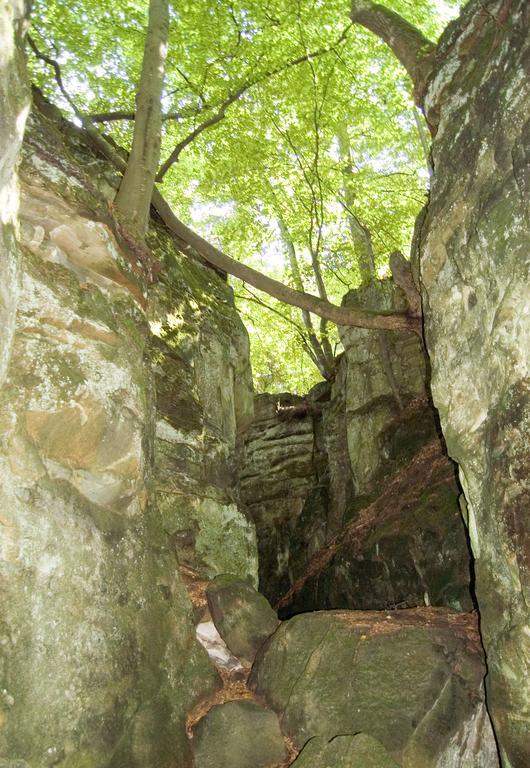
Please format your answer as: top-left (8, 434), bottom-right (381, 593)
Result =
top-left (114, 0), bottom-right (169, 236)
top-left (352, 2), bottom-right (529, 765)
top-left (0, 0), bottom-right (30, 385)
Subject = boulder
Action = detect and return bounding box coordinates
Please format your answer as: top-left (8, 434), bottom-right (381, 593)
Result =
top-left (192, 699), bottom-right (287, 768)
top-left (249, 608), bottom-right (499, 767)
top-left (207, 574), bottom-right (280, 663)
top-left (291, 733), bottom-right (399, 767)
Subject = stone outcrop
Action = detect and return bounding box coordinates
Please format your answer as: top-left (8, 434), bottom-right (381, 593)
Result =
top-left (150, 231), bottom-right (256, 584)
top-left (241, 280), bottom-right (473, 616)
top-left (240, 392), bottom-right (326, 602)
top-left (419, 2), bottom-right (530, 765)
top-left (207, 575), bottom-right (279, 664)
top-left (0, 1), bottom-right (30, 386)
top-left (249, 608), bottom-right (499, 768)
top-left (191, 700), bottom-right (287, 768)
top-left (0, 100), bottom-right (256, 767)
top-left (291, 734), bottom-right (400, 768)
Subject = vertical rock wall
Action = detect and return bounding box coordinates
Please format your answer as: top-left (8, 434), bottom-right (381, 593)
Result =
top-left (421, 2), bottom-right (530, 765)
top-left (149, 236), bottom-right (256, 585)
top-left (0, 102), bottom-right (256, 767)
top-left (0, 0), bottom-right (30, 385)
top-left (242, 280), bottom-right (473, 616)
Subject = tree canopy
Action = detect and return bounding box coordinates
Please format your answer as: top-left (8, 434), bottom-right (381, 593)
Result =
top-left (29, 0), bottom-right (461, 392)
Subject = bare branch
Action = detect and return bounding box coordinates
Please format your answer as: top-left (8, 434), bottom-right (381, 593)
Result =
top-left (156, 86), bottom-right (245, 179)
top-left (27, 34), bottom-right (81, 117)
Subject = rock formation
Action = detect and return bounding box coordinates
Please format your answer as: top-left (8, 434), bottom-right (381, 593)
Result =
top-left (249, 608), bottom-right (498, 767)
top-left (419, 4), bottom-right (530, 764)
top-left (0, 98), bottom-right (255, 766)
top-left (1, 2), bottom-right (527, 766)
top-left (241, 280), bottom-right (473, 617)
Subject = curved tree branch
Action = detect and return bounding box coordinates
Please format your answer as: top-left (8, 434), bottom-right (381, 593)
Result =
top-left (350, 1), bottom-right (436, 103)
top-left (28, 47), bottom-right (421, 336)
top-left (150, 188), bottom-right (421, 334)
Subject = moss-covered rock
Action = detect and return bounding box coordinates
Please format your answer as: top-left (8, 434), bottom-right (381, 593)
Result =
top-left (241, 286), bottom-right (472, 614)
top-left (249, 609), bottom-right (497, 767)
top-left (420, 2), bottom-right (530, 763)
top-left (191, 700), bottom-right (287, 768)
top-left (291, 733), bottom-right (400, 768)
top-left (207, 575), bottom-right (279, 663)
top-left (0, 99), bottom-right (257, 767)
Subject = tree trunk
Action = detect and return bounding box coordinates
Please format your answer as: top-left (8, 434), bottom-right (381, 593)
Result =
top-left (337, 125), bottom-right (376, 283)
top-left (352, 2), bottom-right (530, 765)
top-left (114, 0), bottom-right (169, 236)
top-left (278, 218), bottom-right (335, 379)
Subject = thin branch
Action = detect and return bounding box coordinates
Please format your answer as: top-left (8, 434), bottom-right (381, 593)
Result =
top-left (156, 24), bottom-right (353, 180)
top-left (27, 34), bottom-right (81, 117)
top-left (237, 290), bottom-right (320, 367)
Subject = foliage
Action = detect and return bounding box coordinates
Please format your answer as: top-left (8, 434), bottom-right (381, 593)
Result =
top-left (29, 0), bottom-right (462, 393)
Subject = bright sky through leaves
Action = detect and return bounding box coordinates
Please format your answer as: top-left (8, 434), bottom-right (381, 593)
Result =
top-left (30, 0), bottom-right (462, 392)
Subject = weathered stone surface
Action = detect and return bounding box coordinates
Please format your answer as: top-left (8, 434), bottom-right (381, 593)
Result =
top-left (0, 100), bottom-right (258, 767)
top-left (250, 609), bottom-right (498, 767)
top-left (192, 699), bottom-right (287, 768)
top-left (0, 2), bottom-right (30, 386)
top-left (420, 2), bottom-right (530, 765)
top-left (240, 392), bottom-right (325, 601)
top-left (207, 574), bottom-right (279, 663)
top-left (242, 282), bottom-right (472, 615)
top-left (338, 280), bottom-right (427, 494)
top-left (149, 220), bottom-right (257, 585)
top-left (291, 733), bottom-right (399, 768)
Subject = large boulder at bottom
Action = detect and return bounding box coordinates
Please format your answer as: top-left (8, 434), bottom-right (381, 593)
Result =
top-left (191, 699), bottom-right (287, 768)
top-left (249, 608), bottom-right (499, 768)
top-left (207, 574), bottom-right (280, 663)
top-left (292, 733), bottom-right (399, 767)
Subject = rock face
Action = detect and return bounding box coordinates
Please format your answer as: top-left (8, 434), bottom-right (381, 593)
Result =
top-left (250, 609), bottom-right (499, 768)
top-left (240, 392), bottom-right (326, 602)
top-left (207, 575), bottom-right (280, 664)
top-left (420, 2), bottom-right (530, 765)
top-left (241, 281), bottom-right (473, 616)
top-left (0, 100), bottom-right (255, 767)
top-left (150, 231), bottom-right (256, 584)
top-left (0, 2), bottom-right (30, 387)
top-left (291, 734), bottom-right (399, 768)
top-left (191, 700), bottom-right (287, 768)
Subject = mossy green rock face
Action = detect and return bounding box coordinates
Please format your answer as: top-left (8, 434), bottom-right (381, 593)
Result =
top-left (148, 181), bottom-right (257, 587)
top-left (250, 609), bottom-right (498, 767)
top-left (207, 575), bottom-right (280, 663)
top-left (291, 733), bottom-right (400, 768)
top-left (0, 102), bottom-right (263, 766)
top-left (192, 700), bottom-right (287, 768)
top-left (420, 2), bottom-right (530, 764)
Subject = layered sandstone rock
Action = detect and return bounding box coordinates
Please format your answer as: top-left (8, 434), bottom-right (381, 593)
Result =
top-left (0, 101), bottom-right (256, 767)
top-left (241, 281), bottom-right (472, 616)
